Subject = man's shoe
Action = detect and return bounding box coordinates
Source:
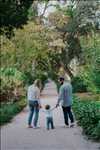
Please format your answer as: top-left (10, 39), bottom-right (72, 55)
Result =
top-left (70, 123), bottom-right (75, 128)
top-left (63, 125), bottom-right (69, 128)
top-left (65, 125), bottom-right (69, 128)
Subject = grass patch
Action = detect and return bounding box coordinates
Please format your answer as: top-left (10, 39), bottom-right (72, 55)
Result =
top-left (0, 98), bottom-right (26, 126)
top-left (75, 93), bottom-right (100, 101)
top-left (73, 96), bottom-right (100, 141)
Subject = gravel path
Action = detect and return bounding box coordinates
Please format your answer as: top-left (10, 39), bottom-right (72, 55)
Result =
top-left (1, 81), bottom-right (100, 150)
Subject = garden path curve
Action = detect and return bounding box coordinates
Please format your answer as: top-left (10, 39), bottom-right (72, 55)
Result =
top-left (1, 81), bottom-right (100, 150)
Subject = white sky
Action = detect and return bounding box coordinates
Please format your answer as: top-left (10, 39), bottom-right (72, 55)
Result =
top-left (38, 0), bottom-right (70, 17)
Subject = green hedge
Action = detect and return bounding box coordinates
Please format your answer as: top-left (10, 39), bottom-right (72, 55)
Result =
top-left (71, 76), bottom-right (87, 93)
top-left (0, 67), bottom-right (26, 102)
top-left (73, 96), bottom-right (100, 141)
top-left (0, 98), bottom-right (26, 125)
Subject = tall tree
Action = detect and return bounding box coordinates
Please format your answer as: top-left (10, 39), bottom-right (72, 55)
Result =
top-left (47, 0), bottom-right (99, 77)
top-left (0, 0), bottom-right (34, 28)
top-left (0, 0), bottom-right (34, 36)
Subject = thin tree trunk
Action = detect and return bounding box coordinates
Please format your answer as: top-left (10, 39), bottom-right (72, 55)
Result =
top-left (65, 66), bottom-right (74, 78)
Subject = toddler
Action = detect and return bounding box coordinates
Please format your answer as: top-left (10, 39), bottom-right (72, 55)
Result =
top-left (43, 104), bottom-right (55, 130)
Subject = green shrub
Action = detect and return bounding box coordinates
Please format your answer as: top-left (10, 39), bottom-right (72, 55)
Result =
top-left (80, 34), bottom-right (100, 94)
top-left (33, 70), bottom-right (48, 89)
top-left (73, 96), bottom-right (100, 140)
top-left (23, 71), bottom-right (34, 85)
top-left (0, 98), bottom-right (26, 125)
top-left (71, 76), bottom-right (87, 93)
top-left (0, 67), bottom-right (26, 102)
top-left (92, 121), bottom-right (100, 139)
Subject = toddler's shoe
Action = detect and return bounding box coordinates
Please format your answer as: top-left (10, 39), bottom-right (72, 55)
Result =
top-left (33, 126), bottom-right (40, 129)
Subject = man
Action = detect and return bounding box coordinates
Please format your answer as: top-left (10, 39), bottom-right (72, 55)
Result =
top-left (56, 77), bottom-right (75, 127)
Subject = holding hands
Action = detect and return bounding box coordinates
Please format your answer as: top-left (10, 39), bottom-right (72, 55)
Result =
top-left (56, 103), bottom-right (59, 108)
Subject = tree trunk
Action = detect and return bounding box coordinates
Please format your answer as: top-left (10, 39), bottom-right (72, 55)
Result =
top-left (65, 66), bottom-right (74, 78)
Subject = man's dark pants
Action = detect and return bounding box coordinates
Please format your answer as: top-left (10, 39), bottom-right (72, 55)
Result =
top-left (62, 106), bottom-right (74, 126)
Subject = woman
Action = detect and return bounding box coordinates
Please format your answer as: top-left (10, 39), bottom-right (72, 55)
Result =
top-left (27, 79), bottom-right (41, 128)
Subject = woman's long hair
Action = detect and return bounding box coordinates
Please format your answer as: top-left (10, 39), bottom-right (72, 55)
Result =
top-left (34, 79), bottom-right (41, 89)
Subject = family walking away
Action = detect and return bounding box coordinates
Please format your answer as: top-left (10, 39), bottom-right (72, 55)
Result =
top-left (27, 77), bottom-right (75, 129)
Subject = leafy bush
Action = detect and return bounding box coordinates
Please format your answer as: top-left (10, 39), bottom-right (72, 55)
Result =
top-left (80, 34), bottom-right (100, 94)
top-left (23, 71), bottom-right (34, 85)
top-left (80, 66), bottom-right (100, 94)
top-left (0, 98), bottom-right (26, 125)
top-left (73, 96), bottom-right (100, 141)
top-left (0, 67), bottom-right (26, 102)
top-left (71, 76), bottom-right (87, 93)
top-left (33, 70), bottom-right (48, 90)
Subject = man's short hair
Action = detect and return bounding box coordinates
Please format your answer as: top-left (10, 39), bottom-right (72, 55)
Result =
top-left (59, 77), bottom-right (64, 81)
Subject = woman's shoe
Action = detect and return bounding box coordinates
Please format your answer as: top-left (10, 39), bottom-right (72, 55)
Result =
top-left (33, 126), bottom-right (40, 129)
top-left (28, 125), bottom-right (33, 128)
